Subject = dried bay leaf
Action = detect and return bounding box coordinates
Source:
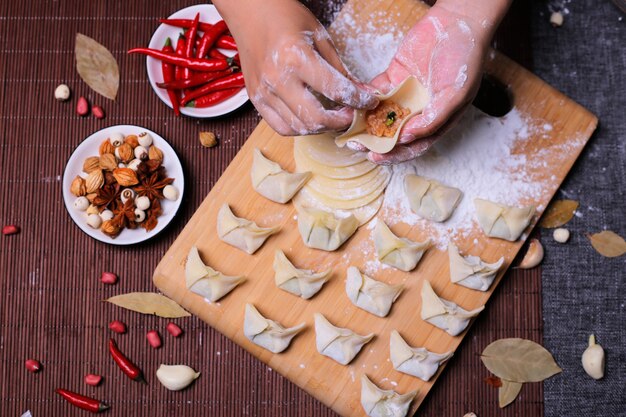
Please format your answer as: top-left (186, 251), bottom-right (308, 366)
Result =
top-left (499, 380), bottom-right (523, 408)
top-left (587, 230), bottom-right (626, 257)
top-left (75, 33), bottom-right (119, 100)
top-left (539, 199), bottom-right (579, 228)
top-left (481, 338), bottom-right (562, 383)
top-left (106, 292), bottom-right (190, 318)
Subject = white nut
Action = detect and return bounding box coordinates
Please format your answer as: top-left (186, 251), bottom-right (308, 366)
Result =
top-left (127, 159), bottom-right (142, 171)
top-left (550, 11), bottom-right (564, 27)
top-left (553, 228), bottom-right (570, 243)
top-left (110, 132), bottom-right (125, 147)
top-left (135, 196), bottom-right (151, 211)
top-left (163, 185), bottom-right (179, 201)
top-left (86, 204), bottom-right (99, 215)
top-left (86, 213), bottom-right (102, 229)
top-left (156, 364), bottom-right (200, 391)
top-left (134, 145), bottom-right (149, 160)
top-left (100, 209), bottom-right (114, 221)
top-left (518, 238), bottom-right (544, 269)
top-left (120, 188), bottom-right (136, 204)
top-left (54, 84), bottom-right (71, 101)
top-left (582, 334), bottom-right (605, 380)
top-left (138, 131), bottom-right (153, 147)
top-left (73, 196), bottom-right (90, 211)
top-left (134, 208), bottom-right (146, 223)
top-left (118, 162), bottom-right (127, 169)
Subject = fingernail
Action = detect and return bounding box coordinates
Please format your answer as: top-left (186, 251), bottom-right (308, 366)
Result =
top-left (399, 134), bottom-right (414, 144)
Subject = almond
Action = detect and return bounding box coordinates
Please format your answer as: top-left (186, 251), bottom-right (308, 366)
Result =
top-left (70, 176), bottom-right (87, 196)
top-left (99, 153), bottom-right (118, 171)
top-left (85, 170), bottom-right (104, 193)
top-left (83, 156), bottom-right (101, 173)
top-left (113, 168), bottom-right (139, 186)
top-left (149, 145), bottom-right (164, 163)
top-left (99, 139), bottom-right (115, 156)
top-left (125, 134), bottom-right (139, 148)
top-left (115, 143), bottom-right (134, 163)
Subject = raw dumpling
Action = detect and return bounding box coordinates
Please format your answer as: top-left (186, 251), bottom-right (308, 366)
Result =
top-left (243, 304), bottom-right (305, 353)
top-left (314, 313), bottom-right (374, 365)
top-left (345, 266), bottom-right (403, 318)
top-left (251, 148), bottom-right (311, 204)
top-left (373, 220), bottom-right (431, 271)
top-left (474, 199), bottom-right (535, 241)
top-left (217, 204), bottom-right (280, 254)
top-left (420, 280), bottom-right (484, 336)
top-left (335, 77), bottom-right (429, 154)
top-left (404, 174), bottom-right (462, 222)
top-left (360, 374), bottom-right (418, 417)
top-left (185, 246), bottom-right (245, 302)
top-left (389, 330), bottom-right (453, 381)
top-left (448, 243), bottom-right (504, 291)
top-left (273, 249), bottom-right (332, 299)
top-left (296, 205), bottom-right (359, 251)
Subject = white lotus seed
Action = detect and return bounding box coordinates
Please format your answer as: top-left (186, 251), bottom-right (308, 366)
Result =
top-left (138, 132), bottom-right (153, 147)
top-left (553, 228), bottom-right (570, 243)
top-left (134, 145), bottom-right (148, 160)
top-left (54, 84), bottom-right (71, 101)
top-left (135, 196), bottom-right (151, 211)
top-left (86, 213), bottom-right (102, 229)
top-left (73, 196), bottom-right (90, 211)
top-left (127, 159), bottom-right (141, 171)
top-left (110, 132), bottom-right (125, 147)
top-left (134, 208), bottom-right (146, 223)
top-left (550, 11), bottom-right (564, 27)
top-left (163, 185), bottom-right (179, 201)
top-left (118, 162), bottom-right (127, 168)
top-left (100, 209), bottom-right (114, 221)
top-left (120, 188), bottom-right (136, 204)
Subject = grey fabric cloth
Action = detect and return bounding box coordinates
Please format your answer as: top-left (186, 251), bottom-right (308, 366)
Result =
top-left (530, 1), bottom-right (626, 416)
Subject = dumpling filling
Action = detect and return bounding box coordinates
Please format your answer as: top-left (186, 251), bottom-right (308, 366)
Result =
top-left (365, 100), bottom-right (410, 138)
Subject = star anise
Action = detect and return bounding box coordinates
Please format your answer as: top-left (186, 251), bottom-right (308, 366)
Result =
top-left (103, 171), bottom-right (117, 186)
top-left (136, 159), bottom-right (163, 181)
top-left (133, 172), bottom-right (173, 202)
top-left (112, 199), bottom-right (137, 230)
top-left (142, 212), bottom-right (158, 232)
top-left (93, 184), bottom-right (120, 211)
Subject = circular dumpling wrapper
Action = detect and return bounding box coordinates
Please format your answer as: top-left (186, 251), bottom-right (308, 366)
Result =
top-left (294, 134), bottom-right (368, 167)
top-left (306, 168), bottom-right (390, 201)
top-left (294, 145), bottom-right (377, 179)
top-left (293, 188), bottom-right (384, 226)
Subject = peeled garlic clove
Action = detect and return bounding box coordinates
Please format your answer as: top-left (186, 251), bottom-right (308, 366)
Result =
top-left (156, 364), bottom-right (200, 391)
top-left (517, 238), bottom-right (544, 269)
top-left (163, 185), bottom-right (178, 201)
top-left (582, 334), bottom-right (605, 380)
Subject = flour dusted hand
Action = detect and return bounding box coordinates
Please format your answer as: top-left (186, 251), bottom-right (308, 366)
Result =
top-left (214, 0), bottom-right (377, 136)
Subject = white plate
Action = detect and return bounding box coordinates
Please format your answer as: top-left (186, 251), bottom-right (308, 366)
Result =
top-left (62, 125), bottom-right (185, 245)
top-left (146, 4), bottom-right (248, 118)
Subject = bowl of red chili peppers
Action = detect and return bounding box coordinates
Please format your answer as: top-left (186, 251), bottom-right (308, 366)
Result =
top-left (131, 4), bottom-right (248, 118)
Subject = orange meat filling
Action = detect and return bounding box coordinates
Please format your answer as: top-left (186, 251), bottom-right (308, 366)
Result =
top-left (365, 100), bottom-right (410, 137)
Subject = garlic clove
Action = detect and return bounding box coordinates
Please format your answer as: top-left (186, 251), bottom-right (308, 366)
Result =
top-left (582, 334), bottom-right (605, 380)
top-left (74, 196), bottom-right (90, 211)
top-left (100, 209), bottom-right (114, 221)
top-left (134, 208), bottom-right (146, 223)
top-left (156, 364), bottom-right (200, 391)
top-left (553, 228), bottom-right (570, 243)
top-left (87, 213), bottom-right (102, 229)
top-left (138, 131), bottom-right (153, 147)
top-left (135, 196), bottom-right (151, 211)
top-left (163, 185), bottom-right (179, 201)
top-left (110, 132), bottom-right (125, 147)
top-left (517, 238), bottom-right (544, 269)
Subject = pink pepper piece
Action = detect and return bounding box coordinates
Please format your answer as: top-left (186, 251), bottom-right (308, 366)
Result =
top-left (166, 322), bottom-right (183, 337)
top-left (146, 330), bottom-right (162, 349)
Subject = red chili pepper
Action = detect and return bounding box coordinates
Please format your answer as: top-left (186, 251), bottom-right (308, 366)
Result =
top-left (128, 48), bottom-right (229, 71)
top-left (56, 388), bottom-right (110, 413)
top-left (174, 34), bottom-right (186, 82)
top-left (216, 35), bottom-right (237, 50)
top-left (180, 73), bottom-right (245, 106)
top-left (159, 18), bottom-right (214, 33)
top-left (186, 87), bottom-right (242, 108)
top-left (208, 48), bottom-right (227, 60)
top-left (184, 13), bottom-right (199, 58)
top-left (108, 338), bottom-right (146, 383)
top-left (197, 20), bottom-right (228, 58)
top-left (156, 68), bottom-right (234, 90)
top-left (161, 38), bottom-right (180, 116)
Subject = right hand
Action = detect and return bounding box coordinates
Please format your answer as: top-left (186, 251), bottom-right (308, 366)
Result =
top-left (214, 0), bottom-right (378, 136)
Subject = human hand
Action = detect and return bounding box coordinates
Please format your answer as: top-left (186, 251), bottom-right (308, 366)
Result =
top-left (214, 0), bottom-right (378, 136)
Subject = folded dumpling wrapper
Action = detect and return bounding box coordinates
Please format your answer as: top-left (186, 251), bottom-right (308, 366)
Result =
top-left (389, 330), bottom-right (453, 381)
top-left (373, 220), bottom-right (431, 271)
top-left (335, 76), bottom-right (429, 154)
top-left (345, 266), bottom-right (403, 317)
top-left (404, 174), bottom-right (463, 222)
top-left (273, 249), bottom-right (331, 299)
top-left (420, 280), bottom-right (484, 336)
top-left (314, 313), bottom-right (374, 365)
top-left (243, 304), bottom-right (305, 353)
top-left (251, 148), bottom-right (311, 204)
top-left (296, 205), bottom-right (359, 251)
top-left (474, 198), bottom-right (535, 241)
top-left (360, 374), bottom-right (418, 417)
top-left (185, 246), bottom-right (245, 302)
top-left (217, 204), bottom-right (280, 254)
top-left (448, 243), bottom-right (504, 291)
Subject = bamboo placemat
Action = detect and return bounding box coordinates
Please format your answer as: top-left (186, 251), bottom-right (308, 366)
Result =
top-left (0, 0), bottom-right (541, 416)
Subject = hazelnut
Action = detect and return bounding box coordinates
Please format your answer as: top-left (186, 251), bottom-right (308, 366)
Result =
top-left (134, 208), bottom-right (146, 223)
top-left (99, 139), bottom-right (115, 156)
top-left (100, 210), bottom-right (114, 221)
top-left (54, 84), bottom-right (71, 101)
top-left (101, 219), bottom-right (121, 238)
top-left (99, 153), bottom-right (118, 171)
top-left (82, 156), bottom-right (101, 174)
top-left (115, 143), bottom-right (134, 163)
top-left (135, 196), bottom-right (151, 211)
top-left (87, 213), bottom-right (102, 229)
top-left (110, 132), bottom-right (125, 147)
top-left (70, 176), bottom-right (86, 196)
top-left (199, 131), bottom-right (218, 148)
top-left (120, 188), bottom-right (136, 204)
top-left (134, 145), bottom-right (149, 160)
top-left (163, 185), bottom-right (179, 201)
top-left (149, 145), bottom-right (164, 163)
top-left (138, 131), bottom-right (153, 147)
top-left (73, 196), bottom-right (90, 211)
top-left (85, 169), bottom-right (104, 193)
top-left (125, 134), bottom-right (139, 148)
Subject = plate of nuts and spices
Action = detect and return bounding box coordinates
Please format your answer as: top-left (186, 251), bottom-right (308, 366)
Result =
top-left (62, 125), bottom-right (184, 245)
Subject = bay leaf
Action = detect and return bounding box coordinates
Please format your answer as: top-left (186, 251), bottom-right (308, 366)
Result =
top-left (499, 380), bottom-right (523, 408)
top-left (481, 338), bottom-right (562, 383)
top-left (106, 292), bottom-right (190, 318)
top-left (587, 230), bottom-right (626, 257)
top-left (539, 199), bottom-right (579, 228)
top-left (75, 33), bottom-right (119, 100)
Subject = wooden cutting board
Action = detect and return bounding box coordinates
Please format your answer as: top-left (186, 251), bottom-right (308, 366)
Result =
top-left (153, 0), bottom-right (597, 415)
